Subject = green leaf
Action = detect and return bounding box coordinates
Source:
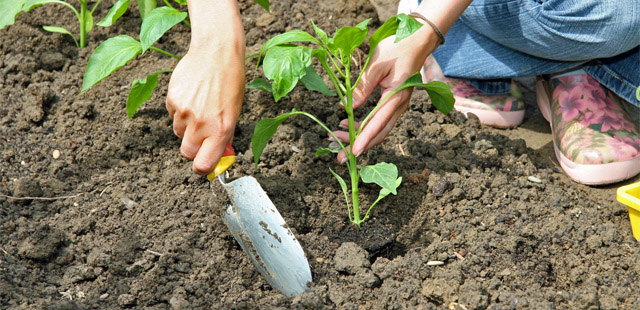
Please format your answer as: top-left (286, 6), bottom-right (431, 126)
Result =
top-left (315, 146), bottom-right (340, 157)
top-left (311, 20), bottom-right (329, 47)
top-left (300, 66), bottom-right (335, 96)
top-left (379, 177), bottom-right (402, 197)
top-left (126, 71), bottom-right (160, 118)
top-left (360, 162), bottom-right (400, 195)
top-left (23, 0), bottom-right (79, 17)
top-left (84, 8), bottom-right (93, 32)
top-left (252, 109), bottom-right (298, 165)
top-left (355, 18), bottom-right (372, 30)
top-left (259, 30), bottom-right (319, 63)
top-left (329, 168), bottom-right (351, 218)
top-left (254, 0), bottom-right (269, 11)
top-left (0, 0), bottom-right (26, 29)
top-left (23, 0), bottom-right (62, 11)
top-left (174, 0), bottom-right (186, 5)
top-left (424, 81), bottom-right (455, 114)
top-left (135, 0), bottom-right (156, 20)
top-left (140, 6), bottom-right (187, 52)
top-left (82, 35), bottom-right (142, 92)
top-left (395, 13), bottom-right (422, 42)
top-left (395, 72), bottom-right (454, 114)
top-left (368, 16), bottom-right (399, 56)
top-left (97, 0), bottom-right (130, 27)
top-left (42, 25), bottom-right (78, 46)
top-left (246, 78), bottom-right (273, 93)
top-left (263, 45), bottom-right (312, 101)
top-left (636, 85), bottom-right (640, 101)
top-left (333, 24), bottom-right (368, 63)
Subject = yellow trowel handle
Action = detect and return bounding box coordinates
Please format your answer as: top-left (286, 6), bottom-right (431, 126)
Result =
top-left (207, 142), bottom-right (236, 181)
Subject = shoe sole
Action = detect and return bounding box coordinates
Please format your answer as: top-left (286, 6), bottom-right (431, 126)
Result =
top-left (536, 79), bottom-right (640, 185)
top-left (454, 103), bottom-right (525, 129)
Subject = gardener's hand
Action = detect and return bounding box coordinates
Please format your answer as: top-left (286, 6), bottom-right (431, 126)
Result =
top-left (166, 0), bottom-right (245, 175)
top-left (334, 31), bottom-right (438, 164)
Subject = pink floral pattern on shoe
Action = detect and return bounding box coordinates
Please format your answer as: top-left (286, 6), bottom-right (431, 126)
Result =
top-left (548, 74), bottom-right (640, 165)
top-left (422, 55), bottom-right (524, 113)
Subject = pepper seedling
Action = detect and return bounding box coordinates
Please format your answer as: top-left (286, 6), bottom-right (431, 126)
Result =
top-left (81, 0), bottom-right (269, 118)
top-left (250, 15), bottom-right (454, 226)
top-left (0, 0), bottom-right (109, 48)
top-left (81, 3), bottom-right (187, 118)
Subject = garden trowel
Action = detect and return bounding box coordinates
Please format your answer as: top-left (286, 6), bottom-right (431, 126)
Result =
top-left (207, 143), bottom-right (312, 297)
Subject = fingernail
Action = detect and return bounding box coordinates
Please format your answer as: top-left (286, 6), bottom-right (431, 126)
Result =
top-left (328, 136), bottom-right (336, 142)
top-left (338, 123), bottom-right (349, 129)
top-left (340, 157), bottom-right (348, 164)
top-left (355, 149), bottom-right (363, 157)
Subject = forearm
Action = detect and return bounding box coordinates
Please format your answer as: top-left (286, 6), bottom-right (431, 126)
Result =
top-left (415, 0), bottom-right (472, 36)
top-left (186, 0), bottom-right (245, 52)
top-left (410, 0), bottom-right (472, 53)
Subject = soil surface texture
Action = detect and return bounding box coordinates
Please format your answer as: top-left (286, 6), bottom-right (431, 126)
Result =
top-left (1, 0), bottom-right (639, 309)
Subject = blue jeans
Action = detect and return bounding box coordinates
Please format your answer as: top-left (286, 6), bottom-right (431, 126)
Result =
top-left (424, 0), bottom-right (640, 107)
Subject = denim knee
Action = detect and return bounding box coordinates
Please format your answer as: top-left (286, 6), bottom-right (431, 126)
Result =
top-left (532, 0), bottom-right (640, 59)
top-left (459, 0), bottom-right (640, 61)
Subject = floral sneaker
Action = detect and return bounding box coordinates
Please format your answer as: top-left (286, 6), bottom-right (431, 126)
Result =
top-left (536, 73), bottom-right (640, 185)
top-left (421, 55), bottom-right (525, 128)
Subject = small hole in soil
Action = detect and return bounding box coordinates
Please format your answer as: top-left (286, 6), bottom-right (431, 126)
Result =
top-left (369, 241), bottom-right (407, 263)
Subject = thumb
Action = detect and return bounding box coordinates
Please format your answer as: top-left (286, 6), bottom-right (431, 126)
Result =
top-left (352, 65), bottom-right (383, 109)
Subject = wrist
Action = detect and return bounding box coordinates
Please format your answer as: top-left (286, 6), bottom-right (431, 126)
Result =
top-left (408, 12), bottom-right (445, 46)
top-left (409, 20), bottom-right (442, 56)
top-left (187, 0), bottom-right (245, 51)
top-left (189, 27), bottom-right (246, 56)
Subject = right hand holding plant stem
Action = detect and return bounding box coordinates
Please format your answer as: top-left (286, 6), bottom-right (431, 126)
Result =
top-left (334, 27), bottom-right (440, 164)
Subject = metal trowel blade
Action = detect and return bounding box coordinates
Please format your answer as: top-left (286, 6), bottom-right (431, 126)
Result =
top-left (218, 175), bottom-right (312, 297)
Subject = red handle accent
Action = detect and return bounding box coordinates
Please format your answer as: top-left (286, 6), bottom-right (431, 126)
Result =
top-left (222, 142), bottom-right (235, 157)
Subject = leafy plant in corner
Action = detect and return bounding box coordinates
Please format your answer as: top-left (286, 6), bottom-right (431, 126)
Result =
top-left (250, 15), bottom-right (455, 226)
top-left (80, 0), bottom-right (270, 118)
top-left (81, 1), bottom-right (187, 118)
top-left (0, 0), bottom-right (111, 48)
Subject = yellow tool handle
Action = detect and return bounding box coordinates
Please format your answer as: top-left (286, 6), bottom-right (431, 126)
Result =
top-left (207, 142), bottom-right (235, 181)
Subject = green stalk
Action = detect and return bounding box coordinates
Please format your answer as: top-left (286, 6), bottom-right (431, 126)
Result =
top-left (344, 60), bottom-right (361, 225)
top-left (79, 0), bottom-right (88, 48)
top-left (150, 46), bottom-right (182, 59)
top-left (90, 0), bottom-right (103, 14)
top-left (318, 58), bottom-right (345, 104)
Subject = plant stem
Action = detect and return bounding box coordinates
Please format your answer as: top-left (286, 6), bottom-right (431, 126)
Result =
top-left (344, 60), bottom-right (362, 225)
top-left (79, 0), bottom-right (88, 48)
top-left (90, 0), bottom-right (102, 14)
top-left (150, 46), bottom-right (182, 59)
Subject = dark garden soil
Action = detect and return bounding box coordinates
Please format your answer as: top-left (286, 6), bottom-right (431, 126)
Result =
top-left (2, 0), bottom-right (640, 309)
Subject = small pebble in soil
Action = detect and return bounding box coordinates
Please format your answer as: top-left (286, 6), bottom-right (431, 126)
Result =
top-left (527, 176), bottom-right (542, 183)
top-left (291, 145), bottom-right (301, 153)
top-left (52, 149), bottom-right (61, 159)
top-left (99, 293), bottom-right (109, 300)
top-left (120, 197), bottom-right (136, 209)
top-left (426, 260), bottom-right (444, 266)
